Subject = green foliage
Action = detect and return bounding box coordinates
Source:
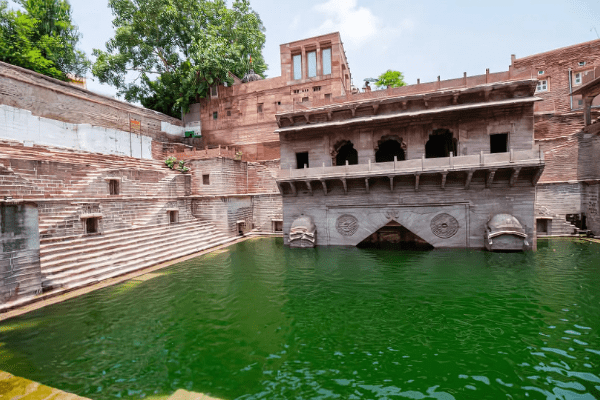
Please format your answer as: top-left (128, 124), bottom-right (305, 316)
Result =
top-left (0, 0), bottom-right (89, 80)
top-left (92, 0), bottom-right (267, 119)
top-left (165, 156), bottom-right (177, 169)
top-left (375, 70), bottom-right (406, 89)
top-left (164, 156), bottom-right (189, 173)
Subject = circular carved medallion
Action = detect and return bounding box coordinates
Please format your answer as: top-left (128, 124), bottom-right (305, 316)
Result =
top-left (430, 213), bottom-right (459, 239)
top-left (336, 214), bottom-right (359, 237)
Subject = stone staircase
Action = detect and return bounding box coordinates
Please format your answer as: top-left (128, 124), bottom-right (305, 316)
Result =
top-left (536, 206), bottom-right (578, 236)
top-left (39, 219), bottom-right (235, 292)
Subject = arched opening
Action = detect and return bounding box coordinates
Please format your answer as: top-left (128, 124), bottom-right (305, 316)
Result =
top-left (425, 129), bottom-right (457, 159)
top-left (357, 221), bottom-right (433, 250)
top-left (333, 141), bottom-right (358, 166)
top-left (376, 137), bottom-right (406, 163)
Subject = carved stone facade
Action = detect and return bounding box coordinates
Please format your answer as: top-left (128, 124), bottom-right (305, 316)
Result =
top-left (276, 79), bottom-right (544, 249)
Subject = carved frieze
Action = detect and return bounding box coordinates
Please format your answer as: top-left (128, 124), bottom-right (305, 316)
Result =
top-left (336, 214), bottom-right (359, 237)
top-left (430, 213), bottom-right (459, 239)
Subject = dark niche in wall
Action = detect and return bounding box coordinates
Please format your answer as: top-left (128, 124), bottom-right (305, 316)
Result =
top-left (376, 136), bottom-right (406, 163)
top-left (425, 129), bottom-right (457, 158)
top-left (332, 140), bottom-right (358, 166)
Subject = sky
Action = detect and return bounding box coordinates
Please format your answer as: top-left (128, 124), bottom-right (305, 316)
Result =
top-left (8, 0), bottom-right (600, 99)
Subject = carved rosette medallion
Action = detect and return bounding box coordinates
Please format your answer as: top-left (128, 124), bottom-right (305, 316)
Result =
top-left (430, 213), bottom-right (459, 239)
top-left (336, 214), bottom-right (359, 237)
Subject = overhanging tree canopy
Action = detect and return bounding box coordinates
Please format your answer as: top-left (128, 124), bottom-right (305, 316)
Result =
top-left (0, 0), bottom-right (89, 81)
top-left (92, 0), bottom-right (267, 118)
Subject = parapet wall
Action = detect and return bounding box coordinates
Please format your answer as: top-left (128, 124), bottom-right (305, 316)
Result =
top-left (0, 61), bottom-right (186, 154)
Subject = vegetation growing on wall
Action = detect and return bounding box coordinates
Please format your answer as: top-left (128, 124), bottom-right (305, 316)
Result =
top-left (0, 0), bottom-right (89, 81)
top-left (92, 0), bottom-right (267, 119)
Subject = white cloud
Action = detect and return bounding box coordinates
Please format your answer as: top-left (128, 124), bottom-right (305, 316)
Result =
top-left (308, 0), bottom-right (412, 49)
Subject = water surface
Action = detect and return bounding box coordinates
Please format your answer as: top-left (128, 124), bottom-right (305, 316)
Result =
top-left (1, 238), bottom-right (599, 399)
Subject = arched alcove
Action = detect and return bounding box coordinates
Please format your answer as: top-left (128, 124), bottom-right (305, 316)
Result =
top-left (375, 136), bottom-right (406, 163)
top-left (425, 129), bottom-right (457, 159)
top-left (357, 220), bottom-right (433, 250)
top-left (332, 140), bottom-right (358, 166)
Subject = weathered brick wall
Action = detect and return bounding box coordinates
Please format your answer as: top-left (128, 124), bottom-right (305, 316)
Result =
top-left (189, 158), bottom-right (280, 196)
top-left (252, 194), bottom-right (283, 232)
top-left (535, 182), bottom-right (583, 235)
top-left (190, 158), bottom-right (248, 196)
top-left (583, 183), bottom-right (600, 234)
top-left (192, 194), bottom-right (283, 235)
top-left (0, 202), bottom-right (41, 302)
top-left (512, 39), bottom-right (600, 117)
top-left (247, 160), bottom-right (280, 193)
top-left (0, 61), bottom-right (184, 143)
top-left (0, 140), bottom-right (188, 199)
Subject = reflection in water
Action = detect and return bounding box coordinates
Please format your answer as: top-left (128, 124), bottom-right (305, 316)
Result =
top-left (0, 238), bottom-right (599, 400)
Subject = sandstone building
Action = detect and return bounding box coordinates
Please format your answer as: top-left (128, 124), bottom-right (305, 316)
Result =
top-left (1, 32), bottom-right (599, 305)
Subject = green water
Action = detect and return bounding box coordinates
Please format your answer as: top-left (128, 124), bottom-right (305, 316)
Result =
top-left (1, 238), bottom-right (599, 400)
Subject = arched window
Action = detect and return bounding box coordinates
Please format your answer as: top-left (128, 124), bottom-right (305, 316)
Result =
top-left (332, 141), bottom-right (358, 166)
top-left (375, 136), bottom-right (406, 163)
top-left (425, 129), bottom-right (457, 159)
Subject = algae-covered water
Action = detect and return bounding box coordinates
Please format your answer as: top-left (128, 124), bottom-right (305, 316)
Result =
top-left (0, 238), bottom-right (599, 400)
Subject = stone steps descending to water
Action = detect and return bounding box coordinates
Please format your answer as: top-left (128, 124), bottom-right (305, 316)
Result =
top-left (0, 370), bottom-right (91, 400)
top-left (39, 219), bottom-right (235, 292)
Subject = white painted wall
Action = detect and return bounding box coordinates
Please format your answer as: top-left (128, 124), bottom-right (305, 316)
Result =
top-left (0, 104), bottom-right (153, 159)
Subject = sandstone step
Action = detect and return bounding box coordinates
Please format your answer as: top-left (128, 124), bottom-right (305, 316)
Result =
top-left (42, 232), bottom-right (234, 290)
top-left (40, 219), bottom-right (211, 254)
top-left (41, 223), bottom-right (223, 272)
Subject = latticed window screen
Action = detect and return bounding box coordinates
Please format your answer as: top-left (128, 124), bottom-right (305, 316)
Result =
top-left (322, 48), bottom-right (332, 75)
top-left (307, 51), bottom-right (317, 78)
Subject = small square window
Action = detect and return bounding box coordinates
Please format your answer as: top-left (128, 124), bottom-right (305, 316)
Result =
top-left (85, 217), bottom-right (99, 234)
top-left (213, 112), bottom-right (218, 120)
top-left (579, 61), bottom-right (586, 67)
top-left (538, 70), bottom-right (544, 75)
top-left (108, 179), bottom-right (119, 195)
top-left (257, 104), bottom-right (263, 113)
top-left (302, 97), bottom-right (309, 102)
top-left (227, 110), bottom-right (231, 116)
top-left (203, 174), bottom-right (210, 185)
top-left (168, 210), bottom-right (178, 224)
top-left (325, 93), bottom-right (331, 100)
top-left (490, 133), bottom-right (508, 154)
top-left (276, 101), bottom-right (281, 106)
top-left (210, 86), bottom-right (218, 98)
top-left (536, 80), bottom-right (548, 92)
top-left (296, 152), bottom-right (309, 169)
top-left (578, 99), bottom-right (583, 106)
top-left (313, 86), bottom-right (321, 92)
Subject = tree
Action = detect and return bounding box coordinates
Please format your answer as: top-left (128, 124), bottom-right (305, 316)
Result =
top-left (375, 70), bottom-right (406, 89)
top-left (0, 0), bottom-right (89, 81)
top-left (92, 0), bottom-right (267, 118)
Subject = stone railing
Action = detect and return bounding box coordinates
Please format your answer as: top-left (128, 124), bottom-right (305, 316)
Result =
top-left (278, 147), bottom-right (544, 181)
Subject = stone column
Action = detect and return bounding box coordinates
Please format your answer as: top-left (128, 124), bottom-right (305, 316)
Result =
top-left (301, 46), bottom-right (307, 80)
top-left (316, 44), bottom-right (322, 77)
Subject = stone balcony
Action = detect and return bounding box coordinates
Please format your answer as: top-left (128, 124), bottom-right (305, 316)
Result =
top-left (277, 148), bottom-right (545, 195)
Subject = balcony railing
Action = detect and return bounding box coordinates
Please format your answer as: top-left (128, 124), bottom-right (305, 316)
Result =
top-left (278, 147), bottom-right (544, 181)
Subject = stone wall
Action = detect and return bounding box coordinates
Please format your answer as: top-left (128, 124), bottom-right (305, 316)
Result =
top-left (0, 105), bottom-right (154, 159)
top-left (512, 39), bottom-right (600, 117)
top-left (192, 194), bottom-right (283, 236)
top-left (281, 175), bottom-right (536, 249)
top-left (583, 182), bottom-right (600, 234)
top-left (0, 61), bottom-right (184, 144)
top-left (0, 202), bottom-right (41, 303)
top-left (279, 105), bottom-right (535, 170)
top-left (189, 157), bottom-right (280, 196)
